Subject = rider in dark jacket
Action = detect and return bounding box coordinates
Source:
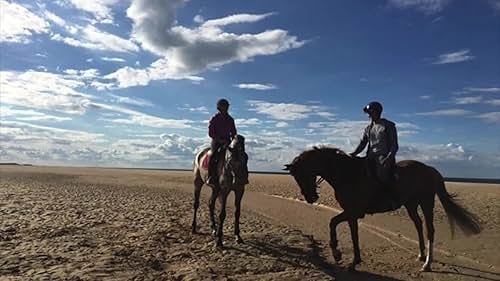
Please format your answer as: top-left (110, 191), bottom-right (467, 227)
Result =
top-left (351, 101), bottom-right (400, 209)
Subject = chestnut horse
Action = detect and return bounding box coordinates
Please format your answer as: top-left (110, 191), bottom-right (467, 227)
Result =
top-left (284, 146), bottom-right (481, 271)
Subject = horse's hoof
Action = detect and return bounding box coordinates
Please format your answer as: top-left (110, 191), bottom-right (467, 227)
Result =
top-left (346, 264), bottom-right (357, 272)
top-left (235, 235), bottom-right (244, 244)
top-left (417, 255), bottom-right (426, 262)
top-left (191, 228), bottom-right (197, 234)
top-left (332, 250), bottom-right (342, 263)
top-left (420, 265), bottom-right (432, 272)
top-left (215, 241), bottom-right (224, 250)
top-left (211, 229), bottom-right (217, 236)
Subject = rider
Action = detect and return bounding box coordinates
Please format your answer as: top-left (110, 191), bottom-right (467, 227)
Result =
top-left (350, 101), bottom-right (400, 210)
top-left (207, 99), bottom-right (249, 185)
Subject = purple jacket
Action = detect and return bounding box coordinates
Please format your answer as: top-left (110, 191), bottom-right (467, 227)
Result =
top-left (208, 112), bottom-right (237, 142)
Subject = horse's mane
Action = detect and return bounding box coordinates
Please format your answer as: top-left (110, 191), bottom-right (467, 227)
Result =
top-left (292, 145), bottom-right (349, 165)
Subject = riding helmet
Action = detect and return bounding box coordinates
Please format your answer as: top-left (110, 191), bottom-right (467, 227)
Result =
top-left (363, 101), bottom-right (383, 115)
top-left (217, 98), bottom-right (230, 109)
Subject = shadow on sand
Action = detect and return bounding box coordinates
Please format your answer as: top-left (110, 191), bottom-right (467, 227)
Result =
top-left (432, 261), bottom-right (500, 281)
top-left (228, 235), bottom-right (404, 281)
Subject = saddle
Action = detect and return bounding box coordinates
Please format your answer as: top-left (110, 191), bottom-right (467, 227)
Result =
top-left (201, 146), bottom-right (225, 171)
top-left (364, 158), bottom-right (401, 213)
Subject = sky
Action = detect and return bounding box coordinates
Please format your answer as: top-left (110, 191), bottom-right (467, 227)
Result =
top-left (0, 0), bottom-right (499, 178)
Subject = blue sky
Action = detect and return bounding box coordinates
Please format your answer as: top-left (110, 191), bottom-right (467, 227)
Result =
top-left (1, 0), bottom-right (499, 178)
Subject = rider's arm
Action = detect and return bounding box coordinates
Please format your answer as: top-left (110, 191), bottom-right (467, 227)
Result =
top-left (351, 127), bottom-right (369, 156)
top-left (230, 117), bottom-right (237, 138)
top-left (386, 123), bottom-right (398, 158)
top-left (208, 116), bottom-right (217, 139)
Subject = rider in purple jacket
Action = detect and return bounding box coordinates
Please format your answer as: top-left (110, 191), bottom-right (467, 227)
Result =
top-left (207, 99), bottom-right (248, 185)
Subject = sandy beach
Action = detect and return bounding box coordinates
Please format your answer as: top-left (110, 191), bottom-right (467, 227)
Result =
top-left (1, 165), bottom-right (499, 281)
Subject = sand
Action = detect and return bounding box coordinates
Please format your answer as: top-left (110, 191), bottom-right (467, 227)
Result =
top-left (0, 165), bottom-right (499, 281)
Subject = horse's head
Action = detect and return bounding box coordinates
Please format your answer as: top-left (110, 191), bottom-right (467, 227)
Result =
top-left (283, 152), bottom-right (321, 204)
top-left (284, 146), bottom-right (349, 204)
top-left (226, 135), bottom-right (246, 176)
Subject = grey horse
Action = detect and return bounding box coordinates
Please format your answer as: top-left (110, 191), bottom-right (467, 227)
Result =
top-left (192, 135), bottom-right (248, 248)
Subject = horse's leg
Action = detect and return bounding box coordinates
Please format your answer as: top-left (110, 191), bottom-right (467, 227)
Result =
top-left (208, 185), bottom-right (220, 236)
top-left (420, 201), bottom-right (435, 272)
top-left (347, 219), bottom-right (362, 271)
top-left (234, 187), bottom-right (245, 244)
top-left (216, 188), bottom-right (229, 248)
top-left (329, 211), bottom-right (349, 263)
top-left (191, 175), bottom-right (204, 234)
top-left (406, 204), bottom-right (426, 261)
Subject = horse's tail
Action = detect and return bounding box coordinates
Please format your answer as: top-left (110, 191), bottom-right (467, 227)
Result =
top-left (432, 168), bottom-right (481, 238)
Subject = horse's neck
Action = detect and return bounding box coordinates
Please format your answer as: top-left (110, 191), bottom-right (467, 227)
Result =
top-left (315, 154), bottom-right (352, 190)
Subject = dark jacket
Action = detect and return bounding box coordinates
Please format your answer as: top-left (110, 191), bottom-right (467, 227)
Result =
top-left (352, 118), bottom-right (398, 161)
top-left (208, 112), bottom-right (237, 142)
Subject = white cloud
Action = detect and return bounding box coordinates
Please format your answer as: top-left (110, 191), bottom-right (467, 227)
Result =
top-left (111, 0), bottom-right (303, 87)
top-left (486, 99), bottom-right (500, 106)
top-left (101, 57), bottom-right (126, 63)
top-left (234, 83), bottom-right (278, 91)
top-left (416, 109), bottom-right (473, 116)
top-left (90, 102), bottom-right (192, 129)
top-left (433, 49), bottom-right (475, 64)
top-left (248, 100), bottom-right (334, 121)
top-left (474, 112), bottom-right (500, 123)
top-left (178, 105), bottom-right (209, 114)
top-left (452, 96), bottom-right (483, 105)
top-left (109, 94), bottom-right (153, 107)
top-left (43, 10), bottom-right (66, 26)
top-left (0, 70), bottom-right (92, 114)
top-left (104, 61), bottom-right (204, 88)
top-left (193, 15), bottom-right (204, 23)
top-left (420, 95), bottom-right (432, 99)
top-left (388, 0), bottom-right (451, 14)
top-left (275, 121), bottom-right (289, 128)
top-left (0, 106), bottom-right (72, 122)
top-left (51, 25), bottom-right (139, 53)
top-left (201, 13), bottom-right (275, 27)
top-left (0, 0), bottom-right (49, 43)
top-left (465, 87), bottom-right (500, 93)
top-left (235, 118), bottom-right (262, 127)
top-left (69, 0), bottom-right (119, 23)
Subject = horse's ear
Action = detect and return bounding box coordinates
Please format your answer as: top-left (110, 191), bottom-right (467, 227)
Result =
top-left (314, 146), bottom-right (321, 151)
top-left (283, 164), bottom-right (292, 171)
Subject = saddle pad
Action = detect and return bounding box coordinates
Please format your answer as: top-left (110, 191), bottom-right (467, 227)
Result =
top-left (201, 153), bottom-right (211, 171)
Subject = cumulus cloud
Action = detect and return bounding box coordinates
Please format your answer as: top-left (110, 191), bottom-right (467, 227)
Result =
top-left (0, 70), bottom-right (92, 114)
top-left (234, 83), bottom-right (278, 90)
top-left (388, 0), bottom-right (451, 14)
top-left (432, 49), bottom-right (475, 64)
top-left (69, 0), bottom-right (119, 24)
top-left (104, 0), bottom-right (304, 87)
top-left (248, 100), bottom-right (334, 121)
top-left (235, 118), bottom-right (262, 127)
top-left (0, 0), bottom-right (49, 43)
top-left (51, 25), bottom-right (139, 53)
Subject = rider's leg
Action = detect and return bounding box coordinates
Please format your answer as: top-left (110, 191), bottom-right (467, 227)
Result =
top-left (377, 157), bottom-right (400, 209)
top-left (207, 141), bottom-right (221, 184)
